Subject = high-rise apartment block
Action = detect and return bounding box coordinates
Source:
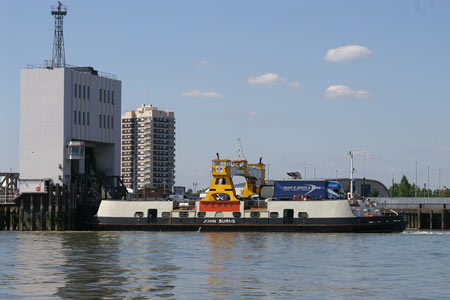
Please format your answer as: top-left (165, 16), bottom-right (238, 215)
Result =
top-left (121, 105), bottom-right (175, 191)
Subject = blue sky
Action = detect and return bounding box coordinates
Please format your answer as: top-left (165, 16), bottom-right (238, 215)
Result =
top-left (1, 0), bottom-right (450, 191)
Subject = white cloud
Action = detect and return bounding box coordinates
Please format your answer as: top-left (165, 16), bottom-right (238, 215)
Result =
top-left (324, 85), bottom-right (370, 99)
top-left (324, 45), bottom-right (373, 62)
top-left (287, 81), bottom-right (301, 88)
top-left (199, 60), bottom-right (208, 65)
top-left (180, 89), bottom-right (224, 99)
top-left (247, 73), bottom-right (300, 88)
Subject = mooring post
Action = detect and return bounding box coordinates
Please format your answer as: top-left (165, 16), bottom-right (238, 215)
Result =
top-left (442, 209), bottom-right (446, 229)
top-left (67, 184), bottom-right (72, 230)
top-left (40, 195), bottom-right (44, 231)
top-left (417, 209), bottom-right (421, 229)
top-left (0, 205), bottom-right (4, 230)
top-left (61, 185), bottom-right (66, 230)
top-left (30, 195), bottom-right (34, 231)
top-left (71, 183), bottom-right (76, 230)
top-left (19, 197), bottom-right (24, 231)
top-left (55, 184), bottom-right (60, 231)
top-left (48, 183), bottom-right (53, 230)
top-left (10, 207), bottom-right (15, 230)
top-left (430, 211), bottom-right (433, 230)
top-left (6, 206), bottom-right (10, 231)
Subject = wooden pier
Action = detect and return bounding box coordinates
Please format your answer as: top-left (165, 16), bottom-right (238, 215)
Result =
top-left (381, 207), bottom-right (449, 230)
top-left (0, 184), bottom-right (79, 231)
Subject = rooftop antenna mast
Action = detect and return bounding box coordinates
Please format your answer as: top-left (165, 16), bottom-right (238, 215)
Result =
top-left (235, 138), bottom-right (246, 160)
top-left (51, 1), bottom-right (67, 68)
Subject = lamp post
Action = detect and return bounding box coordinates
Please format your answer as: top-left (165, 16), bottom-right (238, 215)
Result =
top-left (193, 182), bottom-right (198, 194)
top-left (415, 161), bottom-right (418, 198)
top-left (349, 151), bottom-right (354, 199)
top-left (439, 168), bottom-right (441, 196)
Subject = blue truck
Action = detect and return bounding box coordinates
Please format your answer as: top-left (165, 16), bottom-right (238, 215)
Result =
top-left (273, 180), bottom-right (344, 200)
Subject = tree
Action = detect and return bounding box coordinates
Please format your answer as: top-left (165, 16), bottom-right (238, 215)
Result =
top-left (389, 175), bottom-right (447, 197)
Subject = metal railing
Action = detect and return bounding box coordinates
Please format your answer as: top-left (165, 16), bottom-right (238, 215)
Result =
top-left (0, 195), bottom-right (17, 204)
top-left (373, 197), bottom-right (450, 209)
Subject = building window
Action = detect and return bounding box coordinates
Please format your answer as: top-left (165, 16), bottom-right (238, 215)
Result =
top-left (99, 114), bottom-right (102, 128)
top-left (83, 112), bottom-right (86, 125)
top-left (103, 115), bottom-right (106, 128)
top-left (74, 84), bottom-right (77, 98)
top-left (104, 90), bottom-right (106, 103)
top-left (112, 91), bottom-right (114, 104)
top-left (107, 90), bottom-right (110, 103)
top-left (99, 89), bottom-right (102, 102)
top-left (78, 85), bottom-right (81, 98)
top-left (87, 86), bottom-right (90, 100)
top-left (87, 112), bottom-right (90, 126)
top-left (78, 111), bottom-right (81, 125)
top-left (83, 86), bottom-right (86, 100)
top-left (107, 116), bottom-right (110, 129)
top-left (74, 110), bottom-right (77, 124)
top-left (111, 116), bottom-right (114, 129)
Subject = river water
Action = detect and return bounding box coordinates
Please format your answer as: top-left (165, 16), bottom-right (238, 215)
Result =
top-left (0, 231), bottom-right (449, 299)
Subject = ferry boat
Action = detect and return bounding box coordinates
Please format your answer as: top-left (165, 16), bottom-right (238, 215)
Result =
top-left (91, 156), bottom-right (408, 233)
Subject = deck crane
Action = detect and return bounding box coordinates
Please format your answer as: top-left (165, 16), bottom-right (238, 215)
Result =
top-left (200, 155), bottom-right (266, 212)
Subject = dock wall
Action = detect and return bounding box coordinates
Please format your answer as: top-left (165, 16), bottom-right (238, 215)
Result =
top-left (0, 184), bottom-right (78, 231)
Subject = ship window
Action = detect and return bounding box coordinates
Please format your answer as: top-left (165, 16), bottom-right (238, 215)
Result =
top-left (250, 212), bottom-right (260, 218)
top-left (197, 212), bottom-right (206, 218)
top-left (233, 212), bottom-right (241, 218)
top-left (134, 212), bottom-right (144, 218)
top-left (298, 212), bottom-right (308, 219)
top-left (270, 212), bottom-right (279, 218)
top-left (162, 212), bottom-right (170, 218)
top-left (180, 212), bottom-right (189, 218)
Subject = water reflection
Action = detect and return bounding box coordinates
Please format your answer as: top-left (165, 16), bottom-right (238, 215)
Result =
top-left (56, 232), bottom-right (128, 299)
top-left (12, 232), bottom-right (67, 299)
top-left (2, 232), bottom-right (450, 299)
top-left (202, 232), bottom-right (238, 299)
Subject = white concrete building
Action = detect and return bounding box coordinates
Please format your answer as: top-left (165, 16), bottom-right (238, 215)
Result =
top-left (121, 105), bottom-right (175, 191)
top-left (20, 66), bottom-right (121, 187)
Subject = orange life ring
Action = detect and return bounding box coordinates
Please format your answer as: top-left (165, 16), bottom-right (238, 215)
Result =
top-left (36, 186), bottom-right (41, 192)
